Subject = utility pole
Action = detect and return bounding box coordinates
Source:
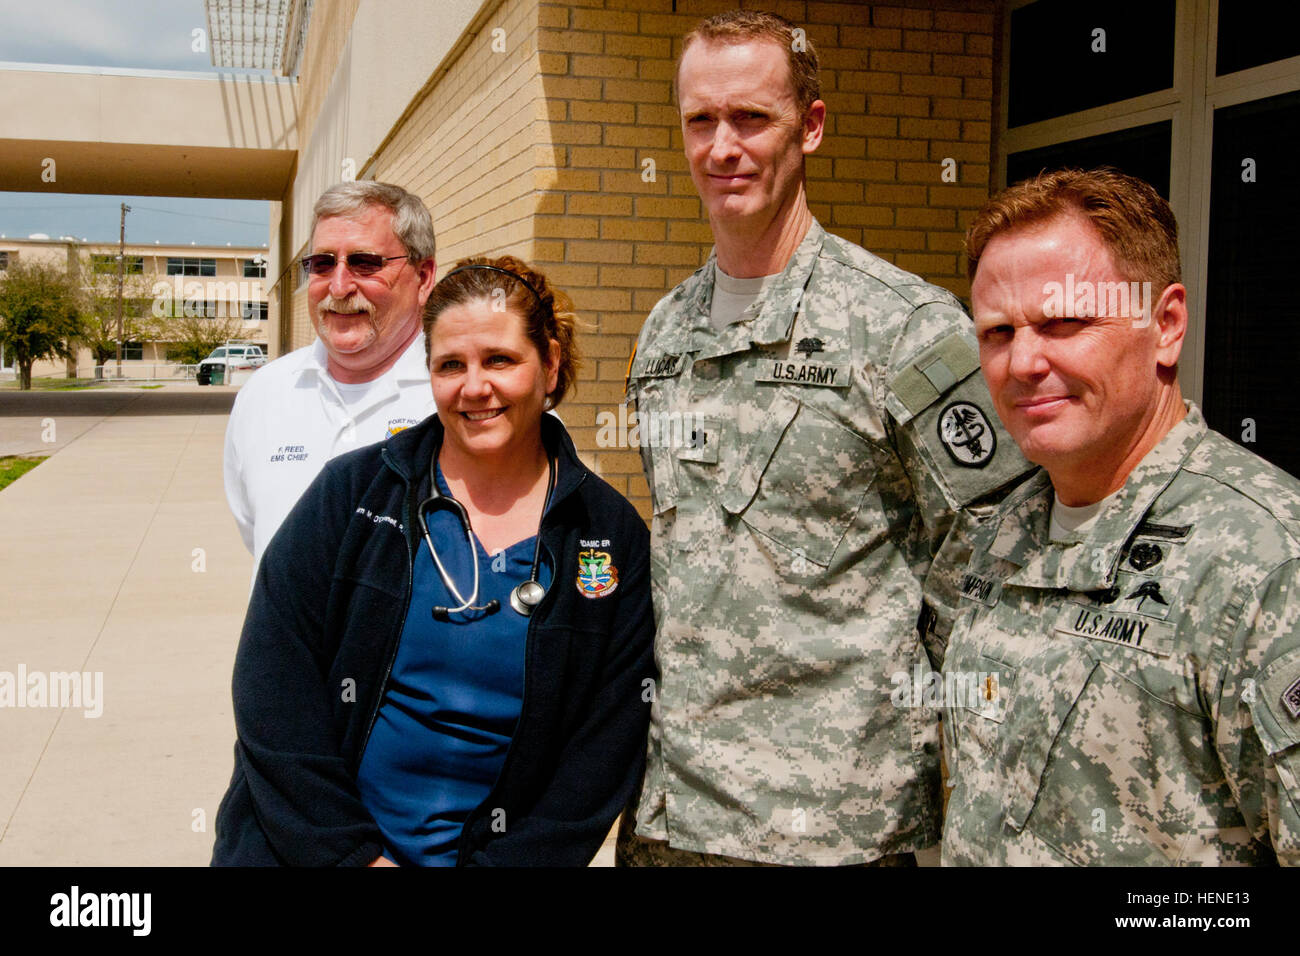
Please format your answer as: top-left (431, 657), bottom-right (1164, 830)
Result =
top-left (115, 203), bottom-right (130, 377)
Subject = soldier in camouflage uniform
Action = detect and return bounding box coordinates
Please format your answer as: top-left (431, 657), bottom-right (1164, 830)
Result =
top-left (940, 167), bottom-right (1300, 865)
top-left (617, 10), bottom-right (1029, 866)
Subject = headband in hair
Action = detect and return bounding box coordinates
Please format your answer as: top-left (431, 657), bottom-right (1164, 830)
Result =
top-left (440, 263), bottom-right (546, 309)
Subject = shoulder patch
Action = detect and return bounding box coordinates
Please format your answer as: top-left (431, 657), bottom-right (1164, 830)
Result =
top-left (938, 401), bottom-right (996, 468)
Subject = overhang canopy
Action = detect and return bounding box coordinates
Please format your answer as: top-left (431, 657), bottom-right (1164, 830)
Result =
top-left (204, 0), bottom-right (312, 76)
top-left (0, 64), bottom-right (297, 200)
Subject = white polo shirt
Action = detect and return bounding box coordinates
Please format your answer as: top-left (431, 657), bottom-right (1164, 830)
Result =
top-left (224, 334), bottom-right (436, 573)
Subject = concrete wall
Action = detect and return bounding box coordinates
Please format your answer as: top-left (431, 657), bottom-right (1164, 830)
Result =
top-left (0, 65), bottom-right (297, 198)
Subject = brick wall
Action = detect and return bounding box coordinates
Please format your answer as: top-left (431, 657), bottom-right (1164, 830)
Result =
top-left (373, 0), bottom-right (545, 263)
top-left (286, 0), bottom-right (548, 354)
top-left (284, 0), bottom-right (998, 519)
top-left (285, 0), bottom-right (364, 354)
top-left (531, 0), bottom-right (996, 515)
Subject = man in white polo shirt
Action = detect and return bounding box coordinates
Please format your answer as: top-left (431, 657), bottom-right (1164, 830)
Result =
top-left (224, 181), bottom-right (438, 571)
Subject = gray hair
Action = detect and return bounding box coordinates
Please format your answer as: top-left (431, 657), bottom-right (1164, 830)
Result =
top-left (310, 181), bottom-right (436, 261)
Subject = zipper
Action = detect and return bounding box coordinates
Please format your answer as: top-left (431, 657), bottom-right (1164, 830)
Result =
top-left (355, 457), bottom-right (419, 771)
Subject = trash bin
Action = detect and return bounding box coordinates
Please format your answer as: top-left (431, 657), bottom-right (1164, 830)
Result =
top-left (196, 366), bottom-right (211, 386)
top-left (210, 366), bottom-right (224, 386)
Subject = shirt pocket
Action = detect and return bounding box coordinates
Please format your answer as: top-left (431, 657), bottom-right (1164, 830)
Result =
top-left (720, 388), bottom-right (877, 568)
top-left (996, 647), bottom-right (1099, 833)
top-left (1000, 637), bottom-right (1210, 863)
top-left (627, 376), bottom-right (679, 514)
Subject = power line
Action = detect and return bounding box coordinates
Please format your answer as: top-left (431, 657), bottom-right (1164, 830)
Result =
top-left (128, 204), bottom-right (266, 227)
top-left (0, 203), bottom-right (266, 227)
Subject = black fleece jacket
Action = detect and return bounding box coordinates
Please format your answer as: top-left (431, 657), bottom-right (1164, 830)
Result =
top-left (211, 413), bottom-right (655, 866)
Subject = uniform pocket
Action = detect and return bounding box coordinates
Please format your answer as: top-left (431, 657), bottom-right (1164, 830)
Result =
top-left (998, 648), bottom-right (1099, 832)
top-left (1002, 641), bottom-right (1207, 863)
top-left (724, 389), bottom-right (877, 567)
top-left (628, 377), bottom-right (679, 517)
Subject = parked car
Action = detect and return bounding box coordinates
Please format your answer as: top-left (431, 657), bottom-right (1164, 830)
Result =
top-left (197, 344), bottom-right (267, 385)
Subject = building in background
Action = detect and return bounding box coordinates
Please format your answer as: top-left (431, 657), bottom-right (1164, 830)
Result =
top-left (0, 236), bottom-right (269, 378)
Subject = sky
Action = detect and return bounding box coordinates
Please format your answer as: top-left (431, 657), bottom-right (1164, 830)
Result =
top-left (0, 0), bottom-right (272, 246)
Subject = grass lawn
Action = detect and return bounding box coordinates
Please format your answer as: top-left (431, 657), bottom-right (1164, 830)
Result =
top-left (0, 456), bottom-right (45, 492)
top-left (0, 376), bottom-right (106, 391)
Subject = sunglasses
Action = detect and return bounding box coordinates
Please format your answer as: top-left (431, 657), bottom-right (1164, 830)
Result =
top-left (301, 252), bottom-right (409, 277)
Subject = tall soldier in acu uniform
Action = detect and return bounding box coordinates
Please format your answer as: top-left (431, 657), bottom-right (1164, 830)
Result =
top-left (940, 167), bottom-right (1300, 864)
top-left (617, 10), bottom-right (1031, 866)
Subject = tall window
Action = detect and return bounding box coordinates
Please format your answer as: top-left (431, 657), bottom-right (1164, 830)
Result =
top-left (996, 0), bottom-right (1300, 476)
top-left (0, 251), bottom-right (10, 271)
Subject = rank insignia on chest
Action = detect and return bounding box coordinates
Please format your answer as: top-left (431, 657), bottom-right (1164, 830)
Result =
top-left (576, 549), bottom-right (619, 599)
top-left (938, 401), bottom-right (996, 467)
top-left (794, 337), bottom-right (825, 358)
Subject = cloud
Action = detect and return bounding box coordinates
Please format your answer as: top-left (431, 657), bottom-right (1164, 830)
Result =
top-left (0, 0), bottom-right (214, 72)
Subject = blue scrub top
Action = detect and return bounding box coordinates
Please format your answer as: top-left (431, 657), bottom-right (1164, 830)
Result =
top-left (355, 462), bottom-right (553, 866)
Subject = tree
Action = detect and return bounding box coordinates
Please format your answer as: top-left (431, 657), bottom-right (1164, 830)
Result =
top-left (157, 307), bottom-right (245, 365)
top-left (77, 253), bottom-right (155, 368)
top-left (0, 258), bottom-right (87, 390)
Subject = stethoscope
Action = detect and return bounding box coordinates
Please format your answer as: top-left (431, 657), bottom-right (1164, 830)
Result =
top-left (417, 440), bottom-right (556, 622)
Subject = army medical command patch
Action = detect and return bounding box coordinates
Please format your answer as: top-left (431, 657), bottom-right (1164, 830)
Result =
top-left (938, 401), bottom-right (996, 467)
top-left (576, 549), bottom-right (619, 599)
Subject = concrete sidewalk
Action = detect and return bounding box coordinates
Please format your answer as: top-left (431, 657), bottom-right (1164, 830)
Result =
top-left (0, 385), bottom-right (249, 865)
top-left (0, 385), bottom-right (620, 866)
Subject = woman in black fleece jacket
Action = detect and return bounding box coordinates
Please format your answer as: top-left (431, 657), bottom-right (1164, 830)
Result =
top-left (212, 257), bottom-right (655, 866)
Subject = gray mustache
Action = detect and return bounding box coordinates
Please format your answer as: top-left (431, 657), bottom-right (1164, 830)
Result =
top-left (318, 293), bottom-right (375, 315)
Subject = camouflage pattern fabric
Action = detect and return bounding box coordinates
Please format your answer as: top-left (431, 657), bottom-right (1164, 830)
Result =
top-left (615, 815), bottom-right (916, 867)
top-left (940, 403), bottom-right (1300, 865)
top-left (623, 220), bottom-right (1030, 865)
